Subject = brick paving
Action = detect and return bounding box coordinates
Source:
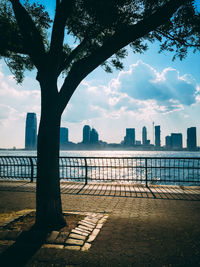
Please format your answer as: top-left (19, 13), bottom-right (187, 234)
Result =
top-left (0, 181), bottom-right (200, 266)
top-left (0, 180), bottom-right (200, 200)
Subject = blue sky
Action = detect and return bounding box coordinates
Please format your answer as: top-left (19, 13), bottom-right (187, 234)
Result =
top-left (0, 1), bottom-right (199, 148)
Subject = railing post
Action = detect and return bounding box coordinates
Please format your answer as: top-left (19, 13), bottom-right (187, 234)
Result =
top-left (29, 157), bottom-right (34, 183)
top-left (145, 158), bottom-right (148, 187)
top-left (84, 157), bottom-right (88, 185)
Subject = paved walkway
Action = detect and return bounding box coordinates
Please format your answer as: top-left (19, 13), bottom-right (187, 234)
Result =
top-left (1, 180), bottom-right (200, 200)
top-left (0, 181), bottom-right (200, 266)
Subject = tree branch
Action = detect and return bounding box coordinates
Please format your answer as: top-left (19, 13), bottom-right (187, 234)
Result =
top-left (9, 0), bottom-right (46, 68)
top-left (58, 0), bottom-right (188, 112)
top-left (57, 37), bottom-right (89, 75)
top-left (156, 29), bottom-right (200, 47)
top-left (49, 0), bottom-right (74, 68)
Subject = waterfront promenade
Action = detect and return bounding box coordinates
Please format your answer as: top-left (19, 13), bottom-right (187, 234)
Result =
top-left (0, 181), bottom-right (200, 266)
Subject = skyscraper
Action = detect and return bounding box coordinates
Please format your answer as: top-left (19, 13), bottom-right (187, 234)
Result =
top-left (25, 113), bottom-right (37, 150)
top-left (90, 128), bottom-right (99, 144)
top-left (171, 133), bottom-right (182, 149)
top-left (124, 128), bottom-right (135, 145)
top-left (60, 127), bottom-right (68, 145)
top-left (187, 127), bottom-right (197, 150)
top-left (142, 126), bottom-right (147, 145)
top-left (155, 125), bottom-right (160, 147)
top-left (83, 125), bottom-right (91, 144)
top-left (165, 135), bottom-right (171, 148)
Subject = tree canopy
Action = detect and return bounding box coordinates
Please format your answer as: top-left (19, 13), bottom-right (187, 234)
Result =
top-left (0, 0), bottom-right (199, 84)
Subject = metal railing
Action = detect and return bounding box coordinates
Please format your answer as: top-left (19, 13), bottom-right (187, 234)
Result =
top-left (0, 156), bottom-right (200, 186)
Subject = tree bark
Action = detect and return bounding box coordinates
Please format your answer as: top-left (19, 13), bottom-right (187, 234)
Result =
top-left (35, 77), bottom-right (66, 230)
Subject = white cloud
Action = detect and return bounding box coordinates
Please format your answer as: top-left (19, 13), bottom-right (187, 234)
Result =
top-left (61, 60), bottom-right (199, 126)
top-left (0, 60), bottom-right (199, 146)
top-left (109, 60), bottom-right (198, 110)
top-left (0, 68), bottom-right (40, 147)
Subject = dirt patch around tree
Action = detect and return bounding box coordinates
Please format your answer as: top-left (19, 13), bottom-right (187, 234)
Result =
top-left (3, 211), bottom-right (85, 232)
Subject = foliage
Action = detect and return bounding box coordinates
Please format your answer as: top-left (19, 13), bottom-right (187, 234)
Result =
top-left (154, 2), bottom-right (200, 60)
top-left (0, 0), bottom-right (199, 83)
top-left (0, 0), bottom-right (51, 82)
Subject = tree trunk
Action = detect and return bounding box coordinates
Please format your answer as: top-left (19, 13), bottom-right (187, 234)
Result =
top-left (34, 77), bottom-right (66, 230)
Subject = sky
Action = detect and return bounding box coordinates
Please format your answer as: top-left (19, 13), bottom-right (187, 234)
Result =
top-left (0, 2), bottom-right (200, 148)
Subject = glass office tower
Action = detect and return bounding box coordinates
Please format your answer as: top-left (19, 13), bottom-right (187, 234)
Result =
top-left (25, 113), bottom-right (37, 150)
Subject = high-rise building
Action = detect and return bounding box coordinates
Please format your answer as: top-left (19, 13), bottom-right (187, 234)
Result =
top-left (142, 126), bottom-right (147, 145)
top-left (171, 133), bottom-right (182, 149)
top-left (165, 135), bottom-right (171, 148)
top-left (155, 125), bottom-right (160, 147)
top-left (90, 128), bottom-right (99, 144)
top-left (60, 127), bottom-right (68, 145)
top-left (124, 128), bottom-right (135, 145)
top-left (25, 113), bottom-right (37, 150)
top-left (83, 125), bottom-right (91, 144)
top-left (187, 127), bottom-right (197, 150)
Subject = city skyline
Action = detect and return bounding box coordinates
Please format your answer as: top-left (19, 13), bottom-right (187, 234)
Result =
top-left (58, 122), bottom-right (198, 150)
top-left (0, 3), bottom-right (200, 148)
top-left (0, 51), bottom-right (199, 148)
top-left (22, 112), bottom-right (199, 150)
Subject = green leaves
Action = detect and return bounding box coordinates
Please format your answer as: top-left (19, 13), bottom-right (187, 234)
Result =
top-left (0, 0), bottom-right (50, 82)
top-left (5, 53), bottom-right (34, 83)
top-left (153, 2), bottom-right (200, 61)
top-left (0, 0), bottom-right (199, 82)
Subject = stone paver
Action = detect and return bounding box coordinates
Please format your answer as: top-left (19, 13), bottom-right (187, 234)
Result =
top-left (87, 234), bottom-right (97, 243)
top-left (78, 221), bottom-right (94, 230)
top-left (81, 242), bottom-right (91, 252)
top-left (81, 219), bottom-right (96, 227)
top-left (91, 229), bottom-right (100, 236)
top-left (69, 233), bottom-right (86, 241)
top-left (46, 231), bottom-right (59, 243)
top-left (65, 238), bottom-right (84, 246)
top-left (55, 231), bottom-right (69, 243)
top-left (64, 245), bottom-right (81, 251)
top-left (78, 225), bottom-right (93, 232)
top-left (96, 223), bottom-right (103, 229)
top-left (71, 229), bottom-right (88, 236)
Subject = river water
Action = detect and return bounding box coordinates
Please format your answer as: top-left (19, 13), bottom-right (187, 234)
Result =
top-left (0, 150), bottom-right (199, 186)
top-left (0, 150), bottom-right (199, 158)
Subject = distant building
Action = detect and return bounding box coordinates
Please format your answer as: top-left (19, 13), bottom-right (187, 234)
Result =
top-left (83, 125), bottom-right (91, 144)
top-left (90, 128), bottom-right (99, 144)
top-left (25, 113), bottom-right (37, 150)
top-left (124, 128), bottom-right (135, 146)
top-left (136, 140), bottom-right (141, 145)
top-left (155, 125), bottom-right (160, 147)
top-left (142, 126), bottom-right (147, 145)
top-left (165, 133), bottom-right (183, 149)
top-left (187, 127), bottom-right (197, 150)
top-left (171, 133), bottom-right (182, 149)
top-left (145, 140), bottom-right (150, 145)
top-left (60, 127), bottom-right (68, 146)
top-left (165, 135), bottom-right (171, 148)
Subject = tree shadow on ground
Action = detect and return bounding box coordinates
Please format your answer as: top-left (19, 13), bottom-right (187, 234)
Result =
top-left (0, 227), bottom-right (48, 267)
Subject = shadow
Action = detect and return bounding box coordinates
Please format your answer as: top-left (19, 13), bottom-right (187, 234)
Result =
top-left (64, 183), bottom-right (200, 201)
top-left (0, 227), bottom-right (48, 267)
top-left (146, 185), bottom-right (156, 198)
top-left (76, 184), bottom-right (86, 194)
top-left (0, 180), bottom-right (36, 193)
top-left (0, 181), bottom-right (200, 201)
